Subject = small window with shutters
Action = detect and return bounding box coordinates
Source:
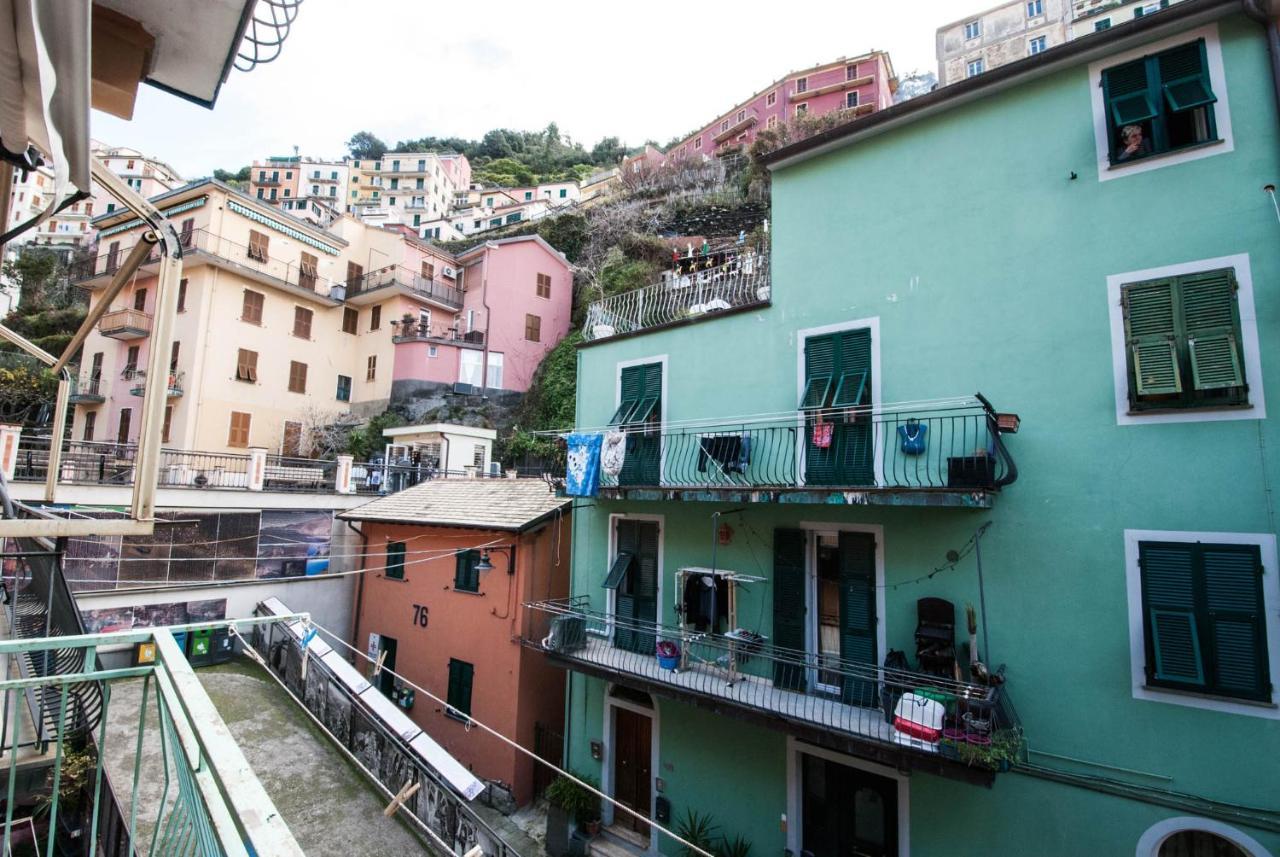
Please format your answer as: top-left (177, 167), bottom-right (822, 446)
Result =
top-left (454, 550), bottom-right (480, 592)
top-left (236, 349), bottom-right (258, 383)
top-left (346, 261), bottom-right (364, 288)
top-left (292, 306), bottom-right (313, 339)
top-left (535, 273), bottom-right (551, 299)
top-left (228, 411), bottom-right (251, 447)
top-left (370, 305), bottom-right (381, 330)
top-left (248, 229), bottom-right (269, 263)
top-left (241, 290), bottom-right (264, 324)
top-left (298, 252), bottom-right (318, 291)
top-left (366, 355), bottom-right (377, 381)
top-left (1101, 38), bottom-right (1218, 165)
top-left (342, 307), bottom-right (358, 334)
top-left (83, 410), bottom-right (96, 441)
top-left (1139, 540), bottom-right (1270, 702)
top-left (446, 659), bottom-right (474, 720)
top-left (385, 541), bottom-right (406, 580)
top-left (1122, 268), bottom-right (1246, 411)
top-left (133, 288), bottom-right (147, 311)
top-left (176, 278), bottom-right (188, 312)
top-left (162, 405), bottom-right (173, 444)
top-left (524, 314), bottom-right (541, 342)
top-left (288, 360), bottom-right (308, 394)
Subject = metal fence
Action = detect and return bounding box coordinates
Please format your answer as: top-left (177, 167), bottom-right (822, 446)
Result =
top-left (583, 251), bottom-right (770, 341)
top-left (347, 266), bottom-right (465, 309)
top-left (597, 397), bottom-right (1018, 494)
top-left (524, 598), bottom-right (1023, 775)
top-left (250, 615), bottom-right (523, 856)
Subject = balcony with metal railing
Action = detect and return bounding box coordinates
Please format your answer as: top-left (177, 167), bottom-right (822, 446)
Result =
top-left (71, 228), bottom-right (346, 303)
top-left (584, 396), bottom-right (1018, 508)
top-left (346, 265), bottom-right (465, 310)
top-left (524, 599), bottom-right (1022, 786)
top-left (124, 368), bottom-right (184, 398)
top-left (583, 249), bottom-right (770, 343)
top-left (390, 317), bottom-right (485, 347)
top-left (98, 308), bottom-right (152, 340)
top-left (67, 370), bottom-right (107, 404)
top-left (713, 108), bottom-right (760, 143)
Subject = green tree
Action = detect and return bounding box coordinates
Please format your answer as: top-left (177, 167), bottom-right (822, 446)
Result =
top-left (347, 131), bottom-right (388, 160)
top-left (1, 247), bottom-right (87, 357)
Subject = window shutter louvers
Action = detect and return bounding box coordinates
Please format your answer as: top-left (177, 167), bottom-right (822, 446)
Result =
top-left (1140, 542), bottom-right (1204, 685)
top-left (1201, 544), bottom-right (1269, 700)
top-left (838, 531), bottom-right (878, 704)
top-left (1123, 279), bottom-right (1182, 397)
top-left (800, 335), bottom-right (836, 410)
top-left (1182, 270), bottom-right (1244, 391)
top-left (772, 528), bottom-right (808, 691)
top-left (1104, 59), bottom-right (1158, 126)
top-left (1158, 41), bottom-right (1216, 112)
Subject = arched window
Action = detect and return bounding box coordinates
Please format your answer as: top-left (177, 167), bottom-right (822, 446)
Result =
top-left (1138, 818), bottom-right (1273, 857)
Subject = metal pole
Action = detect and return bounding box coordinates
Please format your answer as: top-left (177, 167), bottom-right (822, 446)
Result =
top-left (974, 521), bottom-right (992, 663)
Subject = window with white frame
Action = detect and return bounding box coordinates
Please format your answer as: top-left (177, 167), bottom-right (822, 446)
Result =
top-left (967, 58), bottom-right (984, 77)
top-left (1029, 35), bottom-right (1047, 55)
top-left (1125, 529), bottom-right (1278, 719)
top-left (846, 91), bottom-right (859, 109)
top-left (964, 19), bottom-right (981, 39)
top-left (1026, 0), bottom-right (1043, 16)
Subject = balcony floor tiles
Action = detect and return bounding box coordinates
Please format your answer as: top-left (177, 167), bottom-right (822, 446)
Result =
top-left (555, 634), bottom-right (994, 786)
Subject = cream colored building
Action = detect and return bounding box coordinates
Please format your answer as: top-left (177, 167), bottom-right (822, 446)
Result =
top-left (90, 141), bottom-right (183, 218)
top-left (937, 0), bottom-right (1070, 85)
top-left (69, 179), bottom-right (463, 457)
top-left (1069, 0), bottom-right (1185, 37)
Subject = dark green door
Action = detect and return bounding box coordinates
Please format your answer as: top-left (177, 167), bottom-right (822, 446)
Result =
top-left (803, 330), bottom-right (873, 486)
top-left (617, 363), bottom-right (662, 486)
top-left (615, 519), bottom-right (659, 654)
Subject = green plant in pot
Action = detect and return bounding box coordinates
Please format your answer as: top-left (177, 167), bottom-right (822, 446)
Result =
top-left (545, 773), bottom-right (602, 836)
top-left (957, 727), bottom-right (1024, 771)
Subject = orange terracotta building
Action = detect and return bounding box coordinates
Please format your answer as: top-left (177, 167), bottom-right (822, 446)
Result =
top-left (341, 478), bottom-right (571, 806)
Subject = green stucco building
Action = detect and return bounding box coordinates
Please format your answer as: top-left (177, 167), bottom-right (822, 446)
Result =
top-left (532, 1), bottom-right (1280, 853)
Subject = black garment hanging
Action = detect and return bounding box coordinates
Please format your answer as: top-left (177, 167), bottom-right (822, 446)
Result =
top-left (682, 573), bottom-right (729, 632)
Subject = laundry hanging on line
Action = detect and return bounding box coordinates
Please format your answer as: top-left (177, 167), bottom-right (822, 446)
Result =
top-left (564, 433), bottom-right (603, 497)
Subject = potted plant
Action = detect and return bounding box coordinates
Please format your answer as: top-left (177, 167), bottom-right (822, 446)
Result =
top-left (956, 727), bottom-right (1023, 772)
top-left (545, 773), bottom-right (602, 841)
top-left (656, 639), bottom-right (681, 671)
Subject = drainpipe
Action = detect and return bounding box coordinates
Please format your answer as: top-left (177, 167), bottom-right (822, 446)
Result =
top-left (479, 243), bottom-right (497, 397)
top-left (1243, 0), bottom-right (1280, 121)
top-left (346, 518), bottom-right (368, 656)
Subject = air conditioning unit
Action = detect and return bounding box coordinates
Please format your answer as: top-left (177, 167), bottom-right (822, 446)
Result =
top-left (453, 382), bottom-right (476, 395)
top-left (544, 615), bottom-right (586, 653)
top-left (487, 462), bottom-right (502, 477)
top-left (442, 266), bottom-right (457, 278)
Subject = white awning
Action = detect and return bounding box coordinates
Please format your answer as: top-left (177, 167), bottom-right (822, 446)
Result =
top-left (0, 0), bottom-right (92, 231)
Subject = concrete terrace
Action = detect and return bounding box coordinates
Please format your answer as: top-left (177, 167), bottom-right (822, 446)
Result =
top-left (103, 659), bottom-right (433, 857)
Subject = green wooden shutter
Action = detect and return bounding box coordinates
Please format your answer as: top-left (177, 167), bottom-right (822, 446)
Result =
top-left (632, 521), bottom-right (660, 655)
top-left (833, 331), bottom-right (874, 485)
top-left (1103, 58), bottom-right (1158, 126)
top-left (614, 520), bottom-right (641, 652)
top-left (611, 365), bottom-right (644, 425)
top-left (386, 542), bottom-right (406, 580)
top-left (1201, 544), bottom-right (1269, 701)
top-left (1180, 270), bottom-right (1244, 391)
top-left (620, 362), bottom-right (662, 485)
top-left (772, 528), bottom-right (807, 691)
top-left (838, 531), bottom-right (877, 705)
top-left (1140, 542), bottom-right (1205, 687)
top-left (1123, 280), bottom-right (1182, 398)
top-left (800, 335), bottom-right (836, 410)
top-left (447, 659), bottom-right (474, 716)
top-left (1158, 40), bottom-right (1216, 112)
top-left (454, 549), bottom-right (479, 591)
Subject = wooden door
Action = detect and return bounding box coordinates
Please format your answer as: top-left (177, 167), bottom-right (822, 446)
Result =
top-left (612, 707), bottom-right (652, 834)
top-left (802, 754), bottom-right (897, 857)
top-left (282, 421), bottom-right (302, 457)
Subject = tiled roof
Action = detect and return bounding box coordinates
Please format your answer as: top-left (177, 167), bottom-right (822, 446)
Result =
top-left (339, 478), bottom-right (570, 531)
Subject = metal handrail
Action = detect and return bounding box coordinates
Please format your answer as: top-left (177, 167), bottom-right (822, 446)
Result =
top-left (583, 251), bottom-right (770, 341)
top-left (348, 265), bottom-right (464, 308)
top-left (524, 598), bottom-right (1022, 773)
top-left (586, 397), bottom-right (1018, 493)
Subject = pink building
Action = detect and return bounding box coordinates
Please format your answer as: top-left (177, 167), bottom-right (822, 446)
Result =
top-left (656, 51), bottom-right (897, 164)
top-left (389, 235), bottom-right (573, 397)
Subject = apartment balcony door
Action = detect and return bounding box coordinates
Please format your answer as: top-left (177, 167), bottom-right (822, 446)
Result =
top-left (610, 518), bottom-right (659, 655)
top-left (800, 752), bottom-right (897, 857)
top-left (802, 328), bottom-right (873, 486)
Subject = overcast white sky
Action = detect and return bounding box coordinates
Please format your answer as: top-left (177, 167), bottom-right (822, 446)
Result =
top-left (92, 0), bottom-right (974, 177)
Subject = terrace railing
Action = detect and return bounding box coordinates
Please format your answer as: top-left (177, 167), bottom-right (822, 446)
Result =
top-left (583, 251), bottom-right (770, 341)
top-left (72, 228), bottom-right (348, 298)
top-left (524, 599), bottom-right (1023, 779)
top-left (124, 368), bottom-right (185, 398)
top-left (389, 318), bottom-right (485, 346)
top-left (594, 396), bottom-right (1018, 496)
top-left (348, 266), bottom-right (465, 309)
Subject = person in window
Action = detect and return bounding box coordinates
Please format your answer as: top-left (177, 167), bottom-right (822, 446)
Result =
top-left (1116, 124), bottom-right (1152, 161)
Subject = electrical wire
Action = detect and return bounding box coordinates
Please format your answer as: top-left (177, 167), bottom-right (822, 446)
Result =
top-left (300, 617), bottom-right (717, 857)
